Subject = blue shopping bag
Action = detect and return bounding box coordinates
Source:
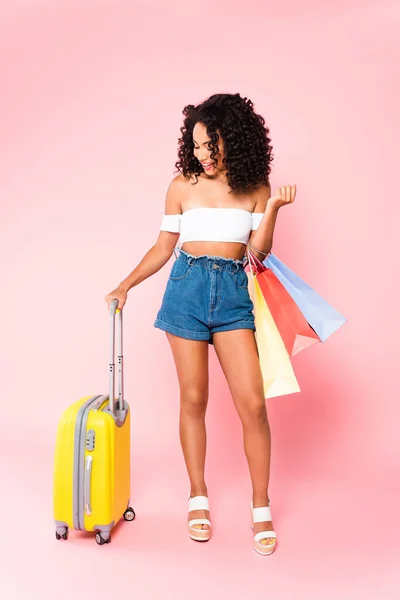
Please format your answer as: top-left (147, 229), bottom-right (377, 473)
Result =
top-left (264, 254), bottom-right (347, 342)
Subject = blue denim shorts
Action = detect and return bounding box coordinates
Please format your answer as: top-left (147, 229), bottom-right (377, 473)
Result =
top-left (154, 249), bottom-right (255, 344)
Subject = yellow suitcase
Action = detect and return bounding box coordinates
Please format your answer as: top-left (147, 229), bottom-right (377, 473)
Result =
top-left (53, 300), bottom-right (135, 545)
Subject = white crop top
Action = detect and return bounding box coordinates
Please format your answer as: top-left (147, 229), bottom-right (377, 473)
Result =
top-left (160, 207), bottom-right (263, 245)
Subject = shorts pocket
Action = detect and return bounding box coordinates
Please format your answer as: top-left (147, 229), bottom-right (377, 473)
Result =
top-left (234, 269), bottom-right (250, 290)
top-left (169, 259), bottom-right (195, 281)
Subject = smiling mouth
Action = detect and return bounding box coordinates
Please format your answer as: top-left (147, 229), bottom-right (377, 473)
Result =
top-left (201, 162), bottom-right (214, 171)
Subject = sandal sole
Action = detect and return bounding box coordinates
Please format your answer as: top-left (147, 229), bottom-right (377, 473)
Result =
top-left (188, 527), bottom-right (211, 542)
top-left (253, 542), bottom-right (276, 555)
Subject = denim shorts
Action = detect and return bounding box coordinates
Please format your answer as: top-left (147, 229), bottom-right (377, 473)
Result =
top-left (154, 249), bottom-right (255, 344)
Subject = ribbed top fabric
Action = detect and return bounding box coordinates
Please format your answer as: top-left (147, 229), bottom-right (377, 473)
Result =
top-left (160, 207), bottom-right (263, 244)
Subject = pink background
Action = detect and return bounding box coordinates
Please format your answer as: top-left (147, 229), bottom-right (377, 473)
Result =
top-left (1, 0), bottom-right (399, 598)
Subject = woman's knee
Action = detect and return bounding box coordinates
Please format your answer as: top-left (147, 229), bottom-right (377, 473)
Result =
top-left (238, 397), bottom-right (269, 428)
top-left (180, 386), bottom-right (208, 418)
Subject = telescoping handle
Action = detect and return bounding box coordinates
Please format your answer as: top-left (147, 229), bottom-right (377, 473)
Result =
top-left (109, 299), bottom-right (124, 415)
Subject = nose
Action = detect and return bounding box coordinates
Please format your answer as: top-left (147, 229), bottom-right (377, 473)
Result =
top-left (196, 148), bottom-right (208, 160)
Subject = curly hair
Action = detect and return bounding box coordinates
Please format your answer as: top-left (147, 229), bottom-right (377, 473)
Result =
top-left (175, 93), bottom-right (273, 195)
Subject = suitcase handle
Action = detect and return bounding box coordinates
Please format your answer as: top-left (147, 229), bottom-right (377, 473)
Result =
top-left (84, 455), bottom-right (93, 516)
top-left (109, 299), bottom-right (124, 414)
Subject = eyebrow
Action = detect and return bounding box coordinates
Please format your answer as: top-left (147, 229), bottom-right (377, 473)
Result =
top-left (193, 139), bottom-right (211, 146)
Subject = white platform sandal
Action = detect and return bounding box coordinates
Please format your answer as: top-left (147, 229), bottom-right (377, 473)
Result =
top-left (188, 496), bottom-right (211, 542)
top-left (251, 501), bottom-right (277, 555)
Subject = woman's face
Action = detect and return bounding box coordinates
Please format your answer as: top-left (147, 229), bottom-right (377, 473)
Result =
top-left (192, 121), bottom-right (225, 176)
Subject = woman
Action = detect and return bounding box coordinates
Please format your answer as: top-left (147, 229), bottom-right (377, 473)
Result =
top-left (105, 93), bottom-right (296, 555)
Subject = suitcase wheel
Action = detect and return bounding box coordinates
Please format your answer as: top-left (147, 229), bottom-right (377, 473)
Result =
top-left (55, 528), bottom-right (69, 541)
top-left (95, 532), bottom-right (111, 545)
top-left (124, 507), bottom-right (136, 522)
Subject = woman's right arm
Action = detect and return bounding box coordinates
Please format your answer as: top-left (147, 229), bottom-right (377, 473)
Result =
top-left (105, 177), bottom-right (184, 310)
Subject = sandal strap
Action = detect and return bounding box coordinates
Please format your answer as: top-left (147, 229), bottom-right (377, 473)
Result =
top-left (188, 518), bottom-right (211, 528)
top-left (254, 530), bottom-right (276, 543)
top-left (252, 506), bottom-right (272, 523)
top-left (188, 495), bottom-right (209, 511)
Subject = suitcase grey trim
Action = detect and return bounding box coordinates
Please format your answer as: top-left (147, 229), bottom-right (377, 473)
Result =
top-left (94, 521), bottom-right (115, 541)
top-left (72, 395), bottom-right (106, 531)
top-left (102, 401), bottom-right (129, 427)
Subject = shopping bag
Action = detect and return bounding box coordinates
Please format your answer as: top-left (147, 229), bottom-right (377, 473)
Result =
top-left (264, 254), bottom-right (347, 342)
top-left (247, 252), bottom-right (319, 356)
top-left (248, 266), bottom-right (301, 399)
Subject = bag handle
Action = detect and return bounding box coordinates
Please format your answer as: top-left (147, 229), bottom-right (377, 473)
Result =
top-left (109, 299), bottom-right (124, 414)
top-left (245, 247), bottom-right (257, 306)
top-left (246, 247), bottom-right (266, 274)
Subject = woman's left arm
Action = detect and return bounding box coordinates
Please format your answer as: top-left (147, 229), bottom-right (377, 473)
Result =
top-left (248, 184), bottom-right (297, 260)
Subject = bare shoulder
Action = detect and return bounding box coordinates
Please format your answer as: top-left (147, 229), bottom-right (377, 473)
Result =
top-left (164, 174), bottom-right (191, 213)
top-left (252, 183), bottom-right (271, 212)
top-left (167, 173), bottom-right (190, 191)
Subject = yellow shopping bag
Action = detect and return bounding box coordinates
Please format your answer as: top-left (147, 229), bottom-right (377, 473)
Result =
top-left (248, 269), bottom-right (301, 399)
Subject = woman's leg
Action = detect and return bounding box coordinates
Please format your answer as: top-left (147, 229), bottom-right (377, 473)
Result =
top-left (213, 328), bottom-right (274, 545)
top-left (166, 333), bottom-right (210, 530)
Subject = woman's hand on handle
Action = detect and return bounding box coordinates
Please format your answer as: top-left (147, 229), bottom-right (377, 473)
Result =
top-left (104, 239), bottom-right (176, 312)
top-left (105, 286), bottom-right (128, 311)
top-left (103, 175), bottom-right (184, 311)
